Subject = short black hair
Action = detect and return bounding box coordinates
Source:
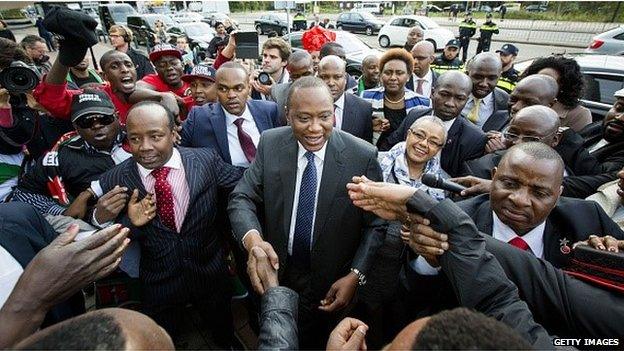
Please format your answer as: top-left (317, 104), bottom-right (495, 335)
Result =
top-left (320, 42), bottom-right (345, 59)
top-left (127, 100), bottom-right (175, 129)
top-left (99, 49), bottom-right (131, 71)
top-left (413, 308), bottom-right (532, 350)
top-left (286, 76), bottom-right (332, 110)
top-left (520, 56), bottom-right (584, 108)
top-left (17, 312), bottom-right (126, 350)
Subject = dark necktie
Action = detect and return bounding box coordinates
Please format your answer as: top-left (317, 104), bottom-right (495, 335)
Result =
top-left (151, 167), bottom-right (176, 232)
top-left (508, 236), bottom-right (530, 251)
top-left (292, 151), bottom-right (317, 267)
top-left (233, 118), bottom-right (256, 163)
top-left (416, 79), bottom-right (425, 95)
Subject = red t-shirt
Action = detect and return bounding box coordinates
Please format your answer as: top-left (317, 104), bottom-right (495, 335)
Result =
top-left (33, 80), bottom-right (133, 124)
top-left (141, 74), bottom-right (195, 118)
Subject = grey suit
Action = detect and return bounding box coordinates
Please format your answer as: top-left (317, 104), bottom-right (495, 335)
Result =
top-left (228, 127), bottom-right (386, 347)
top-left (271, 82), bottom-right (291, 126)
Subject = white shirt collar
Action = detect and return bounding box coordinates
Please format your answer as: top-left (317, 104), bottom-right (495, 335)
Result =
top-left (297, 140), bottom-right (328, 162)
top-left (414, 69), bottom-right (433, 83)
top-left (137, 148), bottom-right (183, 178)
top-left (442, 117), bottom-right (456, 133)
top-left (222, 103), bottom-right (252, 123)
top-left (334, 93), bottom-right (345, 110)
top-left (472, 91), bottom-right (493, 106)
top-left (492, 211), bottom-right (546, 258)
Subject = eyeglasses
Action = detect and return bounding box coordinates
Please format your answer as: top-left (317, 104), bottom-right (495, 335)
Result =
top-left (502, 128), bottom-right (557, 143)
top-left (408, 128), bottom-right (445, 149)
top-left (75, 114), bottom-right (115, 129)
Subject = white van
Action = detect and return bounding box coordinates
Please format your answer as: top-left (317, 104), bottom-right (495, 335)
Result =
top-left (353, 2), bottom-right (384, 15)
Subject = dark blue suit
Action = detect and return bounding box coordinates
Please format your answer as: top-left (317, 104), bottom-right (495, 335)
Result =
top-left (181, 101), bottom-right (280, 164)
top-left (0, 202), bottom-right (84, 326)
top-left (342, 93), bottom-right (374, 143)
top-left (97, 147), bottom-right (244, 344)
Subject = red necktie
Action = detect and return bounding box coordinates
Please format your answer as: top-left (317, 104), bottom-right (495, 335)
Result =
top-left (416, 79), bottom-right (424, 95)
top-left (151, 167), bottom-right (176, 232)
top-left (508, 236), bottom-right (530, 251)
top-left (233, 118), bottom-right (256, 163)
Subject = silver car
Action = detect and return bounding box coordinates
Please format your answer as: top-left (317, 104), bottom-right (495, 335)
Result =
top-left (586, 26), bottom-right (624, 56)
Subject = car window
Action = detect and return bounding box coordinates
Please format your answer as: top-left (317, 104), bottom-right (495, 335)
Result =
top-left (337, 33), bottom-right (371, 53)
top-left (289, 34), bottom-right (302, 48)
top-left (390, 18), bottom-right (403, 26)
top-left (260, 15), bottom-right (267, 20)
top-left (582, 73), bottom-right (624, 105)
top-left (360, 12), bottom-right (377, 21)
top-left (614, 32), bottom-right (624, 40)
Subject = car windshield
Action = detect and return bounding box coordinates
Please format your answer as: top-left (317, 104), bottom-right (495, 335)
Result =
top-left (360, 12), bottom-right (378, 21)
top-left (418, 17), bottom-right (439, 28)
top-left (146, 15), bottom-right (175, 27)
top-left (183, 23), bottom-right (213, 36)
top-left (337, 33), bottom-right (371, 53)
top-left (109, 6), bottom-right (137, 24)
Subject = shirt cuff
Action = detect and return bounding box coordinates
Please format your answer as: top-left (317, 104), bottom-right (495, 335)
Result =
top-left (409, 255), bottom-right (442, 276)
top-left (92, 208), bottom-right (113, 229)
top-left (48, 204), bottom-right (68, 216)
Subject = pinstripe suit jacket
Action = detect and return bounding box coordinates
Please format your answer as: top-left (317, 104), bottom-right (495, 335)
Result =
top-left (98, 147), bottom-right (244, 305)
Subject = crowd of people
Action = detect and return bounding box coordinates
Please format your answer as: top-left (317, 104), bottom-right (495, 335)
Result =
top-left (0, 6), bottom-right (623, 350)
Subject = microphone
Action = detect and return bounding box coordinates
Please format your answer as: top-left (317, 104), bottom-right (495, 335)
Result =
top-left (422, 173), bottom-right (466, 194)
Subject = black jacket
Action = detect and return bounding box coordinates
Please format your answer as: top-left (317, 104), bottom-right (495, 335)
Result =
top-left (125, 47), bottom-right (155, 80)
top-left (382, 108), bottom-right (486, 177)
top-left (342, 93), bottom-right (373, 143)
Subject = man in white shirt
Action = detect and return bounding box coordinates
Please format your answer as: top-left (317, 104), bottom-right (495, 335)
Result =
top-left (317, 55), bottom-right (374, 142)
top-left (461, 52), bottom-right (509, 131)
top-left (406, 41), bottom-right (437, 98)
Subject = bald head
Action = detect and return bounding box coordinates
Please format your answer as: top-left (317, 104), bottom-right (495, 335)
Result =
top-left (431, 71), bottom-right (473, 120)
top-left (287, 50), bottom-right (314, 80)
top-left (467, 52), bottom-right (502, 98)
top-left (411, 41), bottom-right (435, 56)
top-left (362, 55), bottom-right (378, 68)
top-left (508, 74), bottom-right (559, 118)
top-left (361, 55), bottom-right (380, 87)
top-left (318, 55), bottom-right (347, 100)
top-left (513, 105), bottom-right (560, 133)
top-left (436, 70), bottom-right (472, 94)
top-left (406, 26), bottom-right (424, 46)
top-left (318, 55), bottom-right (346, 72)
top-left (468, 52), bottom-right (503, 72)
top-left (505, 105), bottom-right (561, 149)
top-left (411, 41), bottom-right (435, 77)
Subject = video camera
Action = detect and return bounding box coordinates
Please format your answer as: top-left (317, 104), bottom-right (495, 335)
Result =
top-left (0, 61), bottom-right (41, 95)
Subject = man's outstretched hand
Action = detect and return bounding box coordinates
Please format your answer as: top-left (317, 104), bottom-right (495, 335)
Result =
top-left (347, 176), bottom-right (416, 221)
top-left (326, 317), bottom-right (368, 351)
top-left (244, 231), bottom-right (279, 295)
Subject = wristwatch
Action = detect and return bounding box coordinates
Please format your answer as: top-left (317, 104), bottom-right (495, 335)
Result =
top-left (350, 268), bottom-right (367, 286)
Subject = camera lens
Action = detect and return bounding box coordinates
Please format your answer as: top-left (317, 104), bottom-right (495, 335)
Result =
top-left (257, 72), bottom-right (271, 85)
top-left (0, 64), bottom-right (39, 94)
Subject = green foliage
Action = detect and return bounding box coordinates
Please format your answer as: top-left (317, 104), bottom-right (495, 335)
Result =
top-left (0, 8), bottom-right (26, 20)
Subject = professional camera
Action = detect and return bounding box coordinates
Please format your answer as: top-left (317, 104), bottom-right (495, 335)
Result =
top-left (257, 71), bottom-right (271, 85)
top-left (0, 61), bottom-right (41, 94)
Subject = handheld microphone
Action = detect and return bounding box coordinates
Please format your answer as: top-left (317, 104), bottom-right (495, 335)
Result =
top-left (422, 173), bottom-right (466, 194)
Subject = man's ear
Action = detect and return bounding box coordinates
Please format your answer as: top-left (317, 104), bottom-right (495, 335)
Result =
top-left (490, 166), bottom-right (497, 180)
top-left (549, 98), bottom-right (557, 108)
top-left (551, 131), bottom-right (562, 147)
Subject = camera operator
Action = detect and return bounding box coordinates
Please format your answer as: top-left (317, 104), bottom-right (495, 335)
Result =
top-left (20, 35), bottom-right (51, 76)
top-left (250, 38), bottom-right (291, 101)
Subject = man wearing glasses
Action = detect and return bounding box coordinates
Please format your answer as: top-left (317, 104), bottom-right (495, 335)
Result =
top-left (11, 90), bottom-right (131, 232)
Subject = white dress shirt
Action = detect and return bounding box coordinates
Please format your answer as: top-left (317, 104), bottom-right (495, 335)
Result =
top-left (492, 212), bottom-right (545, 258)
top-left (287, 142), bottom-right (327, 255)
top-left (412, 69), bottom-right (433, 98)
top-left (223, 104), bottom-right (261, 167)
top-left (334, 93), bottom-right (345, 130)
top-left (461, 92), bottom-right (495, 128)
top-left (0, 245), bottom-right (23, 309)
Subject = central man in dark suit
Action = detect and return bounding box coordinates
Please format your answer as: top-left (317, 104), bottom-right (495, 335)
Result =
top-left (317, 55), bottom-right (374, 143)
top-left (180, 62), bottom-right (280, 167)
top-left (96, 101), bottom-right (244, 348)
top-left (228, 76), bottom-right (386, 349)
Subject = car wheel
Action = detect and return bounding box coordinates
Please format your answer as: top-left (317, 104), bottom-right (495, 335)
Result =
top-left (337, 24), bottom-right (343, 30)
top-left (365, 26), bottom-right (373, 36)
top-left (379, 35), bottom-right (390, 48)
top-left (426, 39), bottom-right (437, 52)
top-left (281, 27), bottom-right (288, 36)
top-left (256, 25), bottom-right (263, 35)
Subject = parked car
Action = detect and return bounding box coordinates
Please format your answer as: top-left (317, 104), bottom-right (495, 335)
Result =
top-left (170, 11), bottom-right (204, 23)
top-left (127, 14), bottom-right (175, 45)
top-left (469, 5), bottom-right (493, 13)
top-left (201, 12), bottom-right (238, 28)
top-left (336, 11), bottom-right (385, 36)
top-left (586, 26), bottom-right (624, 56)
top-left (525, 4), bottom-right (548, 12)
top-left (515, 54), bottom-right (624, 121)
top-left (99, 3), bottom-right (137, 31)
top-left (283, 30), bottom-right (382, 77)
top-left (352, 2), bottom-right (385, 15)
top-left (424, 4), bottom-right (443, 13)
top-left (493, 3), bottom-right (522, 12)
top-left (166, 22), bottom-right (215, 60)
top-left (377, 15), bottom-right (454, 50)
top-left (443, 3), bottom-right (466, 12)
top-left (255, 13), bottom-right (291, 36)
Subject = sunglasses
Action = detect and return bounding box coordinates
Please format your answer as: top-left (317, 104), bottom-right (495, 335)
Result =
top-left (75, 114), bottom-right (115, 129)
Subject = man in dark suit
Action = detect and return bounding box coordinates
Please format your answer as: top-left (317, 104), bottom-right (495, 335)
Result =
top-left (382, 71), bottom-right (486, 177)
top-left (318, 55), bottom-right (374, 143)
top-left (95, 101), bottom-right (244, 347)
top-left (582, 88), bottom-right (624, 172)
top-left (228, 77), bottom-right (386, 349)
top-left (319, 42), bottom-right (358, 90)
top-left (405, 41), bottom-right (438, 98)
top-left (271, 51), bottom-right (315, 125)
top-left (462, 52), bottom-right (509, 132)
top-left (180, 62), bottom-right (280, 167)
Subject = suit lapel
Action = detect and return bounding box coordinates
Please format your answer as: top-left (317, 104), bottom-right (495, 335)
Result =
top-left (475, 201), bottom-right (494, 235)
top-left (248, 102), bottom-right (268, 132)
top-left (179, 148), bottom-right (199, 231)
top-left (441, 118), bottom-right (461, 170)
top-left (209, 104), bottom-right (232, 163)
top-left (313, 131), bottom-right (345, 245)
top-left (280, 134), bottom-right (299, 238)
top-left (341, 95), bottom-right (355, 135)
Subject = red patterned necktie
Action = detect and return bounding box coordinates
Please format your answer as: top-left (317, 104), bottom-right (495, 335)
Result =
top-left (233, 118), bottom-right (256, 163)
top-left (508, 236), bottom-right (530, 251)
top-left (416, 79), bottom-right (425, 95)
top-left (151, 167), bottom-right (176, 232)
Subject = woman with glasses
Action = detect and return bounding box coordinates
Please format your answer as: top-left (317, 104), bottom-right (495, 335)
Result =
top-left (361, 48), bottom-right (430, 149)
top-left (357, 116), bottom-right (449, 348)
top-left (520, 56), bottom-right (592, 133)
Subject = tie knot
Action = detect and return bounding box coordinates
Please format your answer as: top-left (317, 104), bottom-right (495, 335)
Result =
top-left (508, 236), bottom-right (530, 251)
top-left (151, 166), bottom-right (171, 180)
top-left (234, 118), bottom-right (245, 127)
top-left (304, 151), bottom-right (315, 163)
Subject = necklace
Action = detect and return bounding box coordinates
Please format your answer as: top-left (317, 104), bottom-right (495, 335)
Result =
top-left (384, 94), bottom-right (405, 104)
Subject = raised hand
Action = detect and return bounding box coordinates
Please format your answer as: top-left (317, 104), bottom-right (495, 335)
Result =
top-left (347, 176), bottom-right (416, 221)
top-left (319, 273), bottom-right (358, 312)
top-left (326, 317), bottom-right (368, 351)
top-left (450, 176), bottom-right (492, 197)
top-left (249, 246), bottom-right (279, 294)
top-left (127, 189), bottom-right (156, 227)
top-left (63, 190), bottom-right (93, 219)
top-left (573, 235), bottom-right (624, 253)
top-left (94, 185), bottom-right (129, 224)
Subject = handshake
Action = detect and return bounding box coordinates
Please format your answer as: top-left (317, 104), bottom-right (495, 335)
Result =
top-left (42, 7), bottom-right (99, 67)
